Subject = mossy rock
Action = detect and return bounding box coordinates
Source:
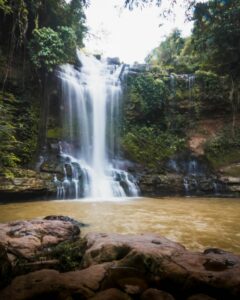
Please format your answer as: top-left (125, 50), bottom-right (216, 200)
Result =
top-left (46, 128), bottom-right (63, 139)
top-left (40, 161), bottom-right (63, 174)
top-left (206, 149), bottom-right (240, 169)
top-left (47, 239), bottom-right (86, 272)
top-left (219, 163), bottom-right (240, 177)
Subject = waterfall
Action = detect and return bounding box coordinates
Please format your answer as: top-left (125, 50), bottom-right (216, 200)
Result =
top-left (188, 74), bottom-right (195, 102)
top-left (54, 51), bottom-right (138, 199)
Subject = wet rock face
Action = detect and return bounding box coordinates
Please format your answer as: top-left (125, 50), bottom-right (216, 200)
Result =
top-left (220, 175), bottom-right (240, 193)
top-left (0, 218), bottom-right (240, 300)
top-left (138, 173), bottom-right (185, 196)
top-left (138, 172), bottom-right (228, 197)
top-left (0, 168), bottom-right (56, 199)
top-left (107, 57), bottom-right (121, 65)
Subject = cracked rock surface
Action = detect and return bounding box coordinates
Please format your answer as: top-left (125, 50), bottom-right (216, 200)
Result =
top-left (0, 217), bottom-right (240, 300)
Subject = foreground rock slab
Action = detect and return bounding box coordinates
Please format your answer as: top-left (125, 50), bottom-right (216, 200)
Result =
top-left (0, 265), bottom-right (108, 300)
top-left (0, 218), bottom-right (80, 259)
top-left (80, 233), bottom-right (240, 299)
top-left (0, 217), bottom-right (240, 300)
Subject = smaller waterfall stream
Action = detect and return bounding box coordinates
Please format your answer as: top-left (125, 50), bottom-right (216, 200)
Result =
top-left (54, 52), bottom-right (138, 199)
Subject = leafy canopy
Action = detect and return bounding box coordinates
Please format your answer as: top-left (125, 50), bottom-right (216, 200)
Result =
top-left (29, 26), bottom-right (77, 72)
top-left (192, 0), bottom-right (240, 78)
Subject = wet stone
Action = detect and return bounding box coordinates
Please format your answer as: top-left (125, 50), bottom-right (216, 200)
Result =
top-left (141, 288), bottom-right (175, 300)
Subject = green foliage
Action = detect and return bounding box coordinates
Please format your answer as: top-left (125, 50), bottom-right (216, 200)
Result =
top-left (0, 92), bottom-right (20, 175)
top-left (29, 26), bottom-right (77, 72)
top-left (205, 126), bottom-right (240, 168)
top-left (122, 70), bottom-right (194, 168)
top-left (0, 0), bottom-right (87, 176)
top-left (0, 91), bottom-right (38, 176)
top-left (192, 0), bottom-right (240, 133)
top-left (67, 0), bottom-right (87, 46)
top-left (58, 26), bottom-right (77, 60)
top-left (47, 127), bottom-right (63, 139)
top-left (122, 126), bottom-right (185, 169)
top-left (145, 30), bottom-right (201, 74)
top-left (125, 0), bottom-right (162, 9)
top-left (14, 99), bottom-right (38, 165)
top-left (50, 240), bottom-right (83, 272)
top-left (192, 0), bottom-right (240, 78)
top-left (146, 29), bottom-right (185, 71)
top-left (35, 0), bottom-right (86, 44)
top-left (194, 70), bottom-right (230, 110)
top-left (0, 0), bottom-right (12, 14)
top-left (0, 0), bottom-right (86, 71)
top-left (125, 73), bottom-right (169, 126)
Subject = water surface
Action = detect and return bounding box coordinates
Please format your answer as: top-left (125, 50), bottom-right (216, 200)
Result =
top-left (0, 197), bottom-right (239, 253)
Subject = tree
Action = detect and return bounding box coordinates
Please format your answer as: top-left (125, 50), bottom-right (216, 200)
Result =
top-left (192, 0), bottom-right (240, 78)
top-left (192, 0), bottom-right (240, 133)
top-left (68, 0), bottom-right (87, 46)
top-left (124, 0), bottom-right (162, 9)
top-left (29, 27), bottom-right (65, 73)
top-left (0, 0), bottom-right (87, 76)
top-left (124, 0), bottom-right (197, 17)
top-left (145, 29), bottom-right (185, 71)
top-left (125, 73), bottom-right (169, 126)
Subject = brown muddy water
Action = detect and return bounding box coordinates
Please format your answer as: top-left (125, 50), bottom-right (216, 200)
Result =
top-left (0, 197), bottom-right (239, 253)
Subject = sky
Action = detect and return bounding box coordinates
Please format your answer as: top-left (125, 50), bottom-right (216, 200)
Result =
top-left (84, 0), bottom-right (193, 64)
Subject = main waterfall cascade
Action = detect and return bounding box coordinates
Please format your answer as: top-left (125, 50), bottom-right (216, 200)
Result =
top-left (53, 51), bottom-right (139, 199)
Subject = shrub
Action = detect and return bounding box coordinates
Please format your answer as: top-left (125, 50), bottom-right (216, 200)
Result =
top-left (29, 26), bottom-right (77, 73)
top-left (122, 126), bottom-right (185, 169)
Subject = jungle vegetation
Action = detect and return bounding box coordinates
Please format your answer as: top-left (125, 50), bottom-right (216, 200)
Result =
top-left (0, 0), bottom-right (87, 176)
top-left (0, 0), bottom-right (240, 175)
top-left (122, 0), bottom-right (240, 169)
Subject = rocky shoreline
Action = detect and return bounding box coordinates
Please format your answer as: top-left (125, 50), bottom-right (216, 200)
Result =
top-left (0, 216), bottom-right (239, 300)
top-left (0, 169), bottom-right (56, 200)
top-left (1, 166), bottom-right (240, 200)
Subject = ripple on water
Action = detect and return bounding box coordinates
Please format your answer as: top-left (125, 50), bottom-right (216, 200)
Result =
top-left (0, 197), bottom-right (239, 253)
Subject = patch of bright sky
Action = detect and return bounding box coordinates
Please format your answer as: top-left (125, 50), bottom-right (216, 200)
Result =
top-left (65, 0), bottom-right (193, 64)
top-left (84, 0), bottom-right (193, 64)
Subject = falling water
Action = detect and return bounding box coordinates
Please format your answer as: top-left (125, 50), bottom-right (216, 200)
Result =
top-left (54, 51), bottom-right (138, 199)
top-left (188, 74), bottom-right (195, 102)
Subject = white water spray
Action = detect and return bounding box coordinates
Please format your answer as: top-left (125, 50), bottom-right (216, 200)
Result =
top-left (55, 51), bottom-right (138, 199)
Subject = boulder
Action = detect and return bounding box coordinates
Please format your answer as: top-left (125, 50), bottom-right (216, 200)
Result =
top-left (0, 218), bottom-right (80, 259)
top-left (141, 288), bottom-right (175, 300)
top-left (0, 219), bottom-right (240, 299)
top-left (107, 57), bottom-right (121, 65)
top-left (81, 232), bottom-right (185, 268)
top-left (90, 288), bottom-right (131, 300)
top-left (0, 264), bottom-right (107, 300)
top-left (187, 294), bottom-right (216, 300)
top-left (81, 233), bottom-right (240, 299)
